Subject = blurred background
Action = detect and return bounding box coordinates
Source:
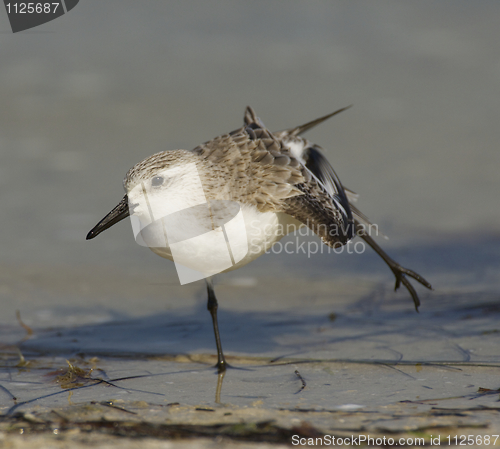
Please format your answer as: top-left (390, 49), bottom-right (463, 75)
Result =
top-left (0, 1), bottom-right (499, 331)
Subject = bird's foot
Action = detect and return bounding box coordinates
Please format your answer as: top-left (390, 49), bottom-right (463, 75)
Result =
top-left (390, 263), bottom-right (433, 311)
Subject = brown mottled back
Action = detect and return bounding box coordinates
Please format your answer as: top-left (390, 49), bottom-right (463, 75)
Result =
top-left (190, 106), bottom-right (354, 247)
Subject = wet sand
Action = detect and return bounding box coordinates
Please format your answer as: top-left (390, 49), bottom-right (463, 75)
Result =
top-left (1, 1), bottom-right (500, 446)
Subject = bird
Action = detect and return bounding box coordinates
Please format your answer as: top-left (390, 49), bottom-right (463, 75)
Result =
top-left (86, 106), bottom-right (432, 373)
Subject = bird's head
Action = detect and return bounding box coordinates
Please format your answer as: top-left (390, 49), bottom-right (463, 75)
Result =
top-left (86, 150), bottom-right (206, 240)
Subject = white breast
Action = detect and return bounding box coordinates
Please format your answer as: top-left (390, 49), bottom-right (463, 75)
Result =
top-left (146, 203), bottom-right (303, 274)
top-left (226, 205), bottom-right (304, 271)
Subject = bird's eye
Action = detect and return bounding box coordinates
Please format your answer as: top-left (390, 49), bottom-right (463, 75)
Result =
top-left (151, 176), bottom-right (164, 187)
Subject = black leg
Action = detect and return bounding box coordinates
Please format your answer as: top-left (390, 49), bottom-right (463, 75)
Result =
top-left (206, 278), bottom-right (227, 373)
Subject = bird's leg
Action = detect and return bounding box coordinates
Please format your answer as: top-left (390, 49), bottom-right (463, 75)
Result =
top-left (355, 221), bottom-right (432, 311)
top-left (206, 278), bottom-right (227, 373)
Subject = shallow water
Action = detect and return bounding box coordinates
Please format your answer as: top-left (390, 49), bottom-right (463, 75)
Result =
top-left (0, 1), bottom-right (499, 445)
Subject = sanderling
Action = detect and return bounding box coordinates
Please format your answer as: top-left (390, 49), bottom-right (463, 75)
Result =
top-left (86, 106), bottom-right (432, 372)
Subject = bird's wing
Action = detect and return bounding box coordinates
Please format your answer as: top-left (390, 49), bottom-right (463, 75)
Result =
top-left (191, 106), bottom-right (354, 247)
top-left (299, 145), bottom-right (372, 230)
top-left (245, 106), bottom-right (355, 247)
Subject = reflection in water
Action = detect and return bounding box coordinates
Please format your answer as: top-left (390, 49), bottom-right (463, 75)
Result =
top-left (215, 370), bottom-right (226, 404)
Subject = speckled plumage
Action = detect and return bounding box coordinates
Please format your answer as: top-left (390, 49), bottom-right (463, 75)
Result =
top-left (124, 106), bottom-right (354, 248)
top-left (87, 106), bottom-right (432, 372)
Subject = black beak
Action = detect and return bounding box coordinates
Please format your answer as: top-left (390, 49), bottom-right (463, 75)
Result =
top-left (86, 195), bottom-right (130, 240)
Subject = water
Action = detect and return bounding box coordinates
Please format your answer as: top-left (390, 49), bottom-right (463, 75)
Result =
top-left (0, 1), bottom-right (499, 444)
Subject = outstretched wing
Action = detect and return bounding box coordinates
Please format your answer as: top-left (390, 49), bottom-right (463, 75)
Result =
top-left (244, 106), bottom-right (355, 247)
top-left (191, 106), bottom-right (355, 247)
